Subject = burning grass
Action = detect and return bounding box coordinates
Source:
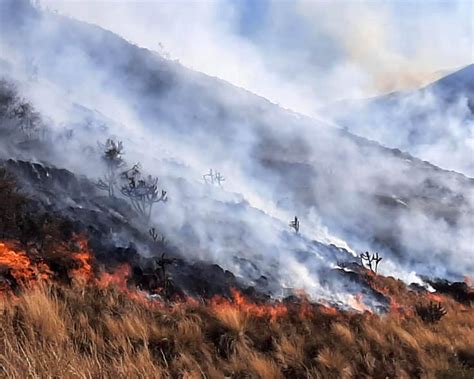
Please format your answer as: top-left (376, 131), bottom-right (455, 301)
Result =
top-left (0, 277), bottom-right (473, 378)
top-left (0, 234), bottom-right (472, 378)
top-left (0, 234), bottom-right (473, 377)
top-left (0, 171), bottom-right (473, 377)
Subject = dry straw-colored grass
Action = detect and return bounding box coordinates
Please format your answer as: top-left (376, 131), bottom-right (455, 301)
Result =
top-left (0, 283), bottom-right (472, 378)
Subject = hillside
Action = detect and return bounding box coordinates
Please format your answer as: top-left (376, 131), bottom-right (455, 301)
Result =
top-left (1, 0), bottom-right (473, 292)
top-left (0, 1), bottom-right (473, 377)
top-left (322, 64), bottom-right (474, 176)
top-left (0, 157), bottom-right (472, 377)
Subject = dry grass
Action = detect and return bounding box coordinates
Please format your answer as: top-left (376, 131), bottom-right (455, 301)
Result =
top-left (2, 166), bottom-right (470, 377)
top-left (0, 283), bottom-right (472, 378)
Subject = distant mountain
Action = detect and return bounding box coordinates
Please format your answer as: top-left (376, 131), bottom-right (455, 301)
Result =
top-left (0, 0), bottom-right (473, 297)
top-left (432, 64), bottom-right (474, 100)
top-left (322, 64), bottom-right (474, 176)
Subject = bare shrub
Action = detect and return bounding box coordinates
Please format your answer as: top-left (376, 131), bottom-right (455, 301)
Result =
top-left (203, 169), bottom-right (225, 186)
top-left (0, 80), bottom-right (45, 142)
top-left (415, 302), bottom-right (447, 323)
top-left (120, 164), bottom-right (167, 221)
top-left (360, 251), bottom-right (383, 274)
top-left (96, 138), bottom-right (125, 197)
top-left (289, 216), bottom-right (300, 234)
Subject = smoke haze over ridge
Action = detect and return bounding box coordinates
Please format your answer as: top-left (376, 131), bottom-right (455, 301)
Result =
top-left (37, 0), bottom-right (474, 176)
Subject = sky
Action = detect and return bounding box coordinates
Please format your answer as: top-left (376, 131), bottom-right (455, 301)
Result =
top-left (39, 0), bottom-right (473, 116)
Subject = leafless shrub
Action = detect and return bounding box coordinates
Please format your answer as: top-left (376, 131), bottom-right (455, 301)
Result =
top-left (289, 216), bottom-right (300, 234)
top-left (121, 164), bottom-right (167, 221)
top-left (203, 169), bottom-right (225, 186)
top-left (96, 138), bottom-right (125, 197)
top-left (360, 251), bottom-right (382, 274)
top-left (415, 302), bottom-right (447, 323)
top-left (149, 227), bottom-right (175, 295)
top-left (0, 80), bottom-right (45, 141)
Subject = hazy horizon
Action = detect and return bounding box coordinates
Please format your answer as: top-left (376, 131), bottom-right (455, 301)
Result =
top-left (39, 0), bottom-right (473, 117)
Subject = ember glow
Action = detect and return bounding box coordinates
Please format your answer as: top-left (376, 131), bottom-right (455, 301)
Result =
top-left (0, 236), bottom-right (132, 295)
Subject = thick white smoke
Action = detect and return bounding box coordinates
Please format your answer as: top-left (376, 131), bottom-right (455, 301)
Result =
top-left (0, 1), bottom-right (472, 308)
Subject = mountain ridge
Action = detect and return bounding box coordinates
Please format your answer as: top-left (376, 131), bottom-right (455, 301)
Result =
top-left (321, 64), bottom-right (474, 176)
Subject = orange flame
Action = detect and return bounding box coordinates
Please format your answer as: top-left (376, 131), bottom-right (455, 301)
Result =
top-left (297, 299), bottom-right (316, 320)
top-left (319, 304), bottom-right (340, 316)
top-left (96, 263), bottom-right (161, 308)
top-left (426, 292), bottom-right (444, 303)
top-left (96, 264), bottom-right (131, 290)
top-left (210, 288), bottom-right (287, 321)
top-left (0, 236), bottom-right (155, 306)
top-left (68, 237), bottom-right (93, 284)
top-left (348, 294), bottom-right (372, 313)
top-left (0, 242), bottom-right (51, 288)
top-left (390, 298), bottom-right (400, 312)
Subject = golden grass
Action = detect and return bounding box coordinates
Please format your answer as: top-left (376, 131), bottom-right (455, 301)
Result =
top-left (0, 283), bottom-right (472, 378)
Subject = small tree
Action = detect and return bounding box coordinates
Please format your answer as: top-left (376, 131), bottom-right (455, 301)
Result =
top-left (0, 81), bottom-right (45, 141)
top-left (96, 138), bottom-right (125, 197)
top-left (149, 227), bottom-right (175, 296)
top-left (203, 169), bottom-right (225, 186)
top-left (360, 251), bottom-right (383, 274)
top-left (11, 101), bottom-right (44, 141)
top-left (121, 164), bottom-right (167, 221)
top-left (289, 216), bottom-right (300, 234)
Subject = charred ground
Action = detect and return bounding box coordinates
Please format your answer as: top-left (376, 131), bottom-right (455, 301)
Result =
top-left (0, 160), bottom-right (248, 299)
top-left (0, 159), bottom-right (473, 378)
